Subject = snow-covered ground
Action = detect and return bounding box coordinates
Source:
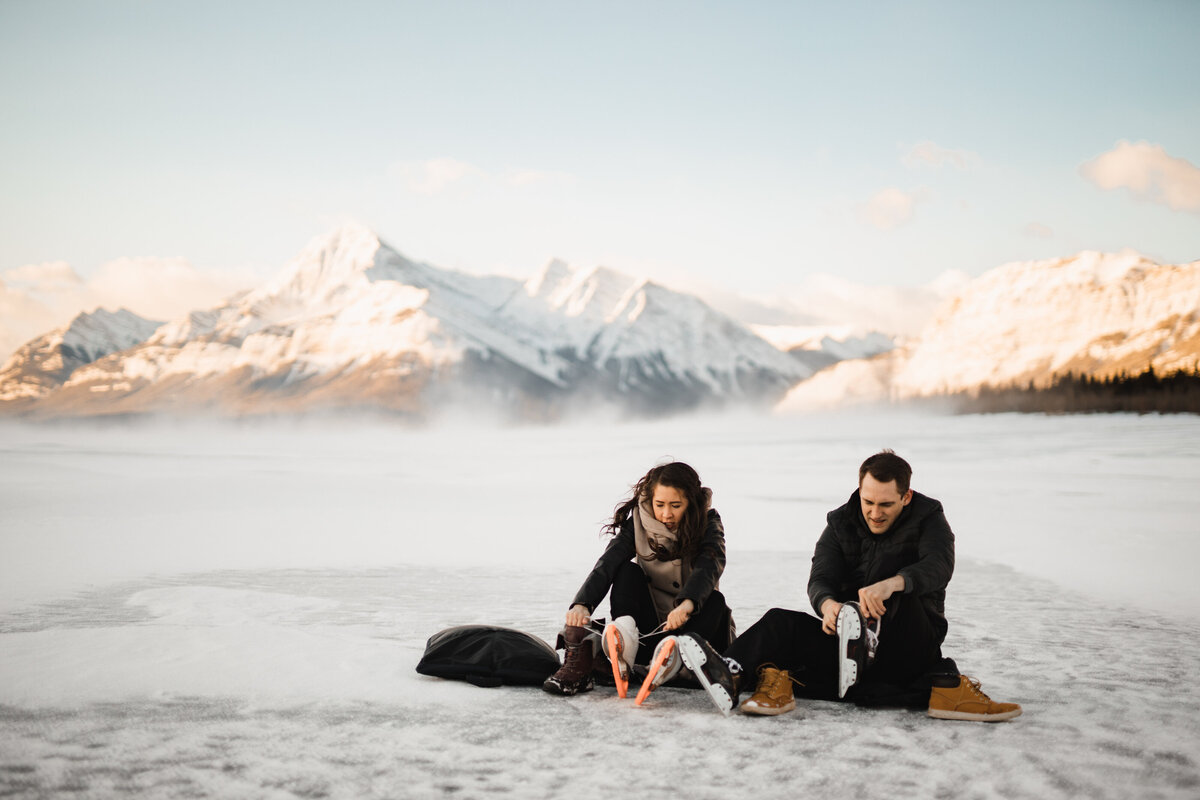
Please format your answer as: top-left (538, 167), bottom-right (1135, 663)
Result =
top-left (2, 412), bottom-right (1199, 798)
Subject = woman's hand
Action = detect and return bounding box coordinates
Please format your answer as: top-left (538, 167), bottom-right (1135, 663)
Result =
top-left (664, 599), bottom-right (695, 631)
top-left (565, 604), bottom-right (591, 627)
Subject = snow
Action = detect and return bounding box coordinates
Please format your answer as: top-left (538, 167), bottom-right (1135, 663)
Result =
top-left (895, 252), bottom-right (1200, 395)
top-left (771, 251), bottom-right (1200, 409)
top-left (509, 258), bottom-right (808, 390)
top-left (0, 308), bottom-right (163, 402)
top-left (776, 352), bottom-right (901, 411)
top-left (59, 309), bottom-right (163, 364)
top-left (2, 412), bottom-right (1199, 798)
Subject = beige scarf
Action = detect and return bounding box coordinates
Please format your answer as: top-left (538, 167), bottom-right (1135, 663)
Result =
top-left (631, 490), bottom-right (713, 622)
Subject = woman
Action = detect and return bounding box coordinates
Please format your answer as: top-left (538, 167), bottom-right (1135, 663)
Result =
top-left (543, 461), bottom-right (734, 702)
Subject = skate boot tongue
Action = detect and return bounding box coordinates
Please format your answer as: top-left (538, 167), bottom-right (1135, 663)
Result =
top-left (864, 614), bottom-right (882, 664)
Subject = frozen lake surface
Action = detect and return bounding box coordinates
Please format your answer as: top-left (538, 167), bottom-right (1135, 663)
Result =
top-left (2, 411), bottom-right (1199, 798)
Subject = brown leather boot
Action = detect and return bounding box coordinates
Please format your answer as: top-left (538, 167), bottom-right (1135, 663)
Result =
top-left (740, 664), bottom-right (799, 716)
top-left (542, 625), bottom-right (595, 696)
top-left (928, 675), bottom-right (1022, 722)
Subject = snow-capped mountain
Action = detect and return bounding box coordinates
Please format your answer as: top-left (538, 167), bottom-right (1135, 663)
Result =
top-left (751, 324), bottom-right (897, 372)
top-left (775, 250), bottom-right (1200, 411)
top-left (5, 225), bottom-right (810, 420)
top-left (0, 308), bottom-right (163, 408)
top-left (507, 260), bottom-right (809, 402)
top-left (894, 250), bottom-right (1200, 396)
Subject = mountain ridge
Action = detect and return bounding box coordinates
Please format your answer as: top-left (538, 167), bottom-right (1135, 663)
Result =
top-left (2, 225), bottom-right (810, 420)
top-left (778, 250), bottom-right (1200, 412)
top-left (6, 229), bottom-right (1193, 420)
top-left (0, 307), bottom-right (163, 407)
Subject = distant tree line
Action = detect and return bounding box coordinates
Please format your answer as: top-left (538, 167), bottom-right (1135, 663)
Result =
top-left (946, 365), bottom-right (1200, 415)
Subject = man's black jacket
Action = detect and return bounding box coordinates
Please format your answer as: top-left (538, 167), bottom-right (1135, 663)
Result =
top-left (808, 490), bottom-right (955, 645)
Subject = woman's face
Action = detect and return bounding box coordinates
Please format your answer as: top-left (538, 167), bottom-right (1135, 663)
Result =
top-left (651, 483), bottom-right (689, 531)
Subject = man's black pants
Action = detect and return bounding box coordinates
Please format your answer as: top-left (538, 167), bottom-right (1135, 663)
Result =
top-left (724, 593), bottom-right (944, 701)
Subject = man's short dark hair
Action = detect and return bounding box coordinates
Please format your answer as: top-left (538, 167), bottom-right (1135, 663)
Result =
top-left (859, 449), bottom-right (912, 495)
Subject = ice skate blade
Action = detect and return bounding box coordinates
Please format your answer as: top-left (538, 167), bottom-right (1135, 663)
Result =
top-left (838, 657), bottom-right (859, 699)
top-left (604, 625), bottom-right (628, 698)
top-left (836, 603), bottom-right (864, 699)
top-left (635, 637), bottom-right (676, 706)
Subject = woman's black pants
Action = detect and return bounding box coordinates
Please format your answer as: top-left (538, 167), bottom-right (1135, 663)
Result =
top-left (607, 560), bottom-right (733, 665)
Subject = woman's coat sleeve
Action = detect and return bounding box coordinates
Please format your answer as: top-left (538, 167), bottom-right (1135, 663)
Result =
top-left (569, 519), bottom-right (636, 613)
top-left (678, 510), bottom-right (726, 612)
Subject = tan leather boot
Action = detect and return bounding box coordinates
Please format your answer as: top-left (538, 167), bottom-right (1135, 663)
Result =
top-left (740, 664), bottom-right (799, 716)
top-left (928, 675), bottom-right (1022, 722)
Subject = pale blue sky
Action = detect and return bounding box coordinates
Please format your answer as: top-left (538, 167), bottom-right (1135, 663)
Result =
top-left (1, 0), bottom-right (1197, 295)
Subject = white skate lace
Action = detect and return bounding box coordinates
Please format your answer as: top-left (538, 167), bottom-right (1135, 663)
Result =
top-left (634, 627), bottom-right (739, 675)
top-left (638, 622), bottom-right (669, 641)
top-left (590, 619), bottom-right (654, 644)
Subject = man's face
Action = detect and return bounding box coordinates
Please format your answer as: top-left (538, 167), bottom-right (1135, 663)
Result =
top-left (859, 473), bottom-right (913, 534)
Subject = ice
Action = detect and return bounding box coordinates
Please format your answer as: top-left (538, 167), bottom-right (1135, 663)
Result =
top-left (2, 412), bottom-right (1199, 798)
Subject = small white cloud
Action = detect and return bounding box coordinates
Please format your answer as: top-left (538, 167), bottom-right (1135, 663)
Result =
top-left (2, 261), bottom-right (84, 290)
top-left (1023, 222), bottom-right (1054, 239)
top-left (388, 158), bottom-right (482, 195)
top-left (1080, 141), bottom-right (1200, 214)
top-left (902, 141), bottom-right (978, 170)
top-left (0, 283), bottom-right (57, 359)
top-left (862, 187), bottom-right (926, 230)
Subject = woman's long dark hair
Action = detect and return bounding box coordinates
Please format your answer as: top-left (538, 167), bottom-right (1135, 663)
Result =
top-left (603, 461), bottom-right (710, 563)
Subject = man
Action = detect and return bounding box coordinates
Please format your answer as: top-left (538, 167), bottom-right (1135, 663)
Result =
top-left (671, 449), bottom-right (1021, 722)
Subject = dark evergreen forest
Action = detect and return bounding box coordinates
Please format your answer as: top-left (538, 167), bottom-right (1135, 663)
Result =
top-left (946, 366), bottom-right (1200, 414)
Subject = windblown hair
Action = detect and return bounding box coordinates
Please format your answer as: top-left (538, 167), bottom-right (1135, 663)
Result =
top-left (603, 461), bottom-right (710, 563)
top-left (858, 449), bottom-right (913, 495)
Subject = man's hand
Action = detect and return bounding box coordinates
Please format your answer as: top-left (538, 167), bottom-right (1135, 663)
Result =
top-left (665, 599), bottom-right (695, 631)
top-left (858, 575), bottom-right (905, 620)
top-left (820, 598), bottom-right (842, 635)
top-left (565, 604), bottom-right (591, 627)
